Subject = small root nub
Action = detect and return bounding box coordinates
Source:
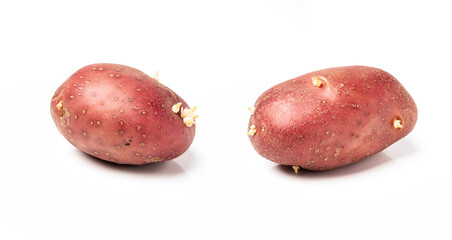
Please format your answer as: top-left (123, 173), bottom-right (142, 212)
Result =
top-left (247, 125), bottom-right (257, 136)
top-left (312, 76), bottom-right (327, 88)
top-left (292, 166), bottom-right (300, 174)
top-left (393, 119), bottom-right (403, 129)
top-left (153, 71), bottom-right (159, 81)
top-left (181, 106), bottom-right (198, 127)
top-left (56, 100), bottom-right (63, 110)
top-left (172, 102), bottom-right (182, 113)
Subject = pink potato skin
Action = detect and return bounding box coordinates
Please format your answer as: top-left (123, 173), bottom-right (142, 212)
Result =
top-left (248, 66), bottom-right (417, 171)
top-left (51, 63), bottom-right (195, 165)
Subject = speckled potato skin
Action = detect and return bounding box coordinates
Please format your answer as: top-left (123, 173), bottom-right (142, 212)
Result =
top-left (51, 63), bottom-right (196, 165)
top-left (248, 66), bottom-right (417, 171)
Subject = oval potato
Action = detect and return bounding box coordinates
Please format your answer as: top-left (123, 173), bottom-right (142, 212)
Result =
top-left (248, 66), bottom-right (417, 171)
top-left (51, 63), bottom-right (197, 165)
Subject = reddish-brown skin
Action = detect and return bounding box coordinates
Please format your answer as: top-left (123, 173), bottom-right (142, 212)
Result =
top-left (248, 66), bottom-right (417, 171)
top-left (51, 63), bottom-right (196, 165)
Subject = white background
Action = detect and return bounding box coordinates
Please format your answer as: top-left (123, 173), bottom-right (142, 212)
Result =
top-left (1, 0), bottom-right (451, 239)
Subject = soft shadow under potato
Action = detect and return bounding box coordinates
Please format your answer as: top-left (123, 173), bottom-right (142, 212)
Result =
top-left (273, 151), bottom-right (393, 178)
top-left (76, 149), bottom-right (186, 176)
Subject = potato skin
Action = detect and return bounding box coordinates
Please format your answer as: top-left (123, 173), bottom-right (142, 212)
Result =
top-left (248, 66), bottom-right (417, 171)
top-left (51, 63), bottom-right (196, 165)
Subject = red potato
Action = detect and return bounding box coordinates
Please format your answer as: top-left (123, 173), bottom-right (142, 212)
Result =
top-left (248, 66), bottom-right (417, 172)
top-left (51, 64), bottom-right (197, 165)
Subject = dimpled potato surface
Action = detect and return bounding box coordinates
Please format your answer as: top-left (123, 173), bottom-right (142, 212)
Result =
top-left (51, 63), bottom-right (197, 165)
top-left (248, 66), bottom-right (417, 171)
